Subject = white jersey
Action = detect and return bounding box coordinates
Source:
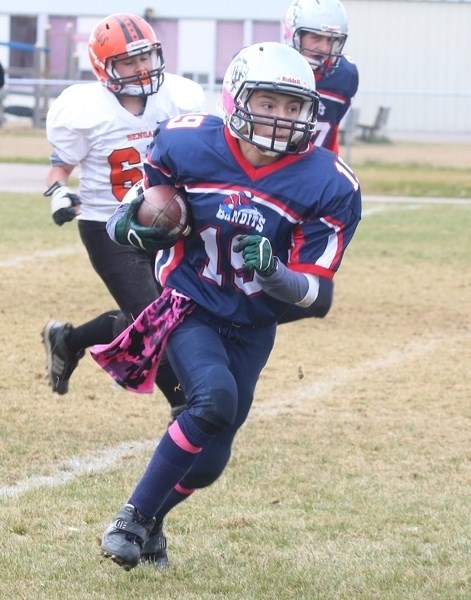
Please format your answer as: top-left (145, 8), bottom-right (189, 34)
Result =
top-left (46, 74), bottom-right (206, 222)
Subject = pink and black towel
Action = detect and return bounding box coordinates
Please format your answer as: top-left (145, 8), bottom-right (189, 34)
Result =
top-left (91, 287), bottom-right (195, 393)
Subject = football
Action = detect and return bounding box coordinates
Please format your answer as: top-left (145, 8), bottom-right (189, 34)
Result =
top-left (137, 185), bottom-right (191, 239)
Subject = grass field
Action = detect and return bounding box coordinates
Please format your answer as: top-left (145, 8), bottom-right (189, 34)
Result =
top-left (0, 130), bottom-right (470, 599)
top-left (1, 124), bottom-right (471, 198)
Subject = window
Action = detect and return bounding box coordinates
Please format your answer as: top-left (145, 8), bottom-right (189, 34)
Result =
top-left (9, 16), bottom-right (37, 76)
top-left (182, 72), bottom-right (209, 85)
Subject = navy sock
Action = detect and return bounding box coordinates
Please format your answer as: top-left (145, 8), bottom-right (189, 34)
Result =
top-left (129, 412), bottom-right (213, 518)
top-left (154, 484), bottom-right (195, 524)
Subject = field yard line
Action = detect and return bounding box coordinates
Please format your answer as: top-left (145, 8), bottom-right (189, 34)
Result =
top-left (2, 198), bottom-right (470, 269)
top-left (0, 335), bottom-right (443, 500)
top-left (251, 337), bottom-right (444, 418)
top-left (0, 245), bottom-right (83, 267)
top-left (365, 195), bottom-right (471, 205)
top-left (361, 206), bottom-right (386, 217)
top-left (0, 207), bottom-right (384, 269)
top-left (0, 196), bottom-right (442, 268)
top-left (0, 440), bottom-right (156, 499)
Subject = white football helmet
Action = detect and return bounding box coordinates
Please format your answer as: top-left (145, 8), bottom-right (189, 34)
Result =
top-left (221, 42), bottom-right (319, 155)
top-left (283, 0), bottom-right (348, 74)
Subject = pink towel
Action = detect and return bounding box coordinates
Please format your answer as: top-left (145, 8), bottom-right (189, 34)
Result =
top-left (90, 287), bottom-right (195, 393)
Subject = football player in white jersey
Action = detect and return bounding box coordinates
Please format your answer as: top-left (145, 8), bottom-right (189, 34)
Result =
top-left (41, 13), bottom-right (205, 530)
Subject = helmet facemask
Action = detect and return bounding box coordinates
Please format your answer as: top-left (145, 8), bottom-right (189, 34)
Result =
top-left (295, 29), bottom-right (347, 75)
top-left (105, 42), bottom-right (165, 97)
top-left (228, 82), bottom-right (318, 156)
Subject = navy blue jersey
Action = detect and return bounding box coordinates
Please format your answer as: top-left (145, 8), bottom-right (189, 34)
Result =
top-left (143, 114), bottom-right (361, 326)
top-left (314, 55), bottom-right (359, 152)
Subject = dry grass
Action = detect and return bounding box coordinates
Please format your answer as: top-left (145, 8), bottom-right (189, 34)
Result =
top-left (349, 139), bottom-right (471, 169)
top-left (0, 188), bottom-right (470, 599)
top-left (2, 123), bottom-right (471, 199)
top-left (1, 122), bottom-right (470, 169)
top-left (1, 119), bottom-right (470, 597)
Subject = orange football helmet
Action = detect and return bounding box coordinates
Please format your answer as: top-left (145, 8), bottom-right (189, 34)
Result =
top-left (88, 13), bottom-right (165, 96)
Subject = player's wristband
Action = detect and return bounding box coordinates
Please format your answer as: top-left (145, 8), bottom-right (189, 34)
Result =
top-left (44, 180), bottom-right (68, 197)
top-left (259, 256), bottom-right (278, 278)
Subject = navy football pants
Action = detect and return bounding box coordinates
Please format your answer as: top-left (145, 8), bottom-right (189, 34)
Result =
top-left (165, 308), bottom-right (277, 489)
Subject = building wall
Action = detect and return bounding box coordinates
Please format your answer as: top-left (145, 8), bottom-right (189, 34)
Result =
top-left (0, 0), bottom-right (292, 20)
top-left (345, 1), bottom-right (471, 134)
top-left (0, 1), bottom-right (470, 135)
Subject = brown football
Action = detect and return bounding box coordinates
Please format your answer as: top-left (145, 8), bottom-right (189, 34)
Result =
top-left (137, 185), bottom-right (191, 239)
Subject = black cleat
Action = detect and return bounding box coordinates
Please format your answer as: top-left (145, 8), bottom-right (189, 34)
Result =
top-left (140, 521), bottom-right (169, 568)
top-left (41, 320), bottom-right (84, 394)
top-left (101, 504), bottom-right (155, 571)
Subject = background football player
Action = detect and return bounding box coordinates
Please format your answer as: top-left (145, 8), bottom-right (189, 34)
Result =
top-left (283, 0), bottom-right (359, 153)
top-left (41, 13), bottom-right (205, 460)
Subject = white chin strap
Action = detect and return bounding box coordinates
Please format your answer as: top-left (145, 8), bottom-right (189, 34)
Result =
top-left (251, 134), bottom-right (289, 155)
top-left (251, 127), bottom-right (305, 155)
top-left (119, 82), bottom-right (153, 96)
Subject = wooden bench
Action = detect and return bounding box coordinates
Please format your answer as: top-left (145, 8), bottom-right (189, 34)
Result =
top-left (357, 106), bottom-right (391, 142)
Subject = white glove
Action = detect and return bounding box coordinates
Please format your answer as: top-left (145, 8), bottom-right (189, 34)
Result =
top-left (44, 181), bottom-right (81, 226)
top-left (122, 180), bottom-right (144, 205)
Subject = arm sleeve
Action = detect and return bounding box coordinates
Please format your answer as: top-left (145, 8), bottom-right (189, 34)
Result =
top-left (255, 259), bottom-right (319, 306)
top-left (277, 277), bottom-right (334, 323)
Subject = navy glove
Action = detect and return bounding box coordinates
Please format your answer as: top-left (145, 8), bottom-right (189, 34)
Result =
top-left (114, 195), bottom-right (179, 252)
top-left (44, 181), bottom-right (81, 226)
top-left (233, 235), bottom-right (277, 277)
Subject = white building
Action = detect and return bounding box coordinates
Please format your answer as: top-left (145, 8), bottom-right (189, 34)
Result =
top-left (1, 0), bottom-right (470, 137)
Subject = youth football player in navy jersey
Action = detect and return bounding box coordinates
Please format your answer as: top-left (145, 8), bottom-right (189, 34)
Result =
top-left (278, 0), bottom-right (359, 322)
top-left (283, 0), bottom-right (359, 154)
top-left (96, 41), bottom-right (361, 571)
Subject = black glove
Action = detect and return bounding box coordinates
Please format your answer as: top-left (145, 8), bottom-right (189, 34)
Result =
top-left (233, 235), bottom-right (277, 277)
top-left (114, 195), bottom-right (179, 252)
top-left (44, 181), bottom-right (81, 226)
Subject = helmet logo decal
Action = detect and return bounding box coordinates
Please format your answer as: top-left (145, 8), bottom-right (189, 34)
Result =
top-left (278, 75), bottom-right (303, 85)
top-left (228, 58), bottom-right (249, 95)
top-left (94, 27), bottom-right (109, 48)
top-left (286, 2), bottom-right (302, 29)
top-left (126, 39), bottom-right (152, 53)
